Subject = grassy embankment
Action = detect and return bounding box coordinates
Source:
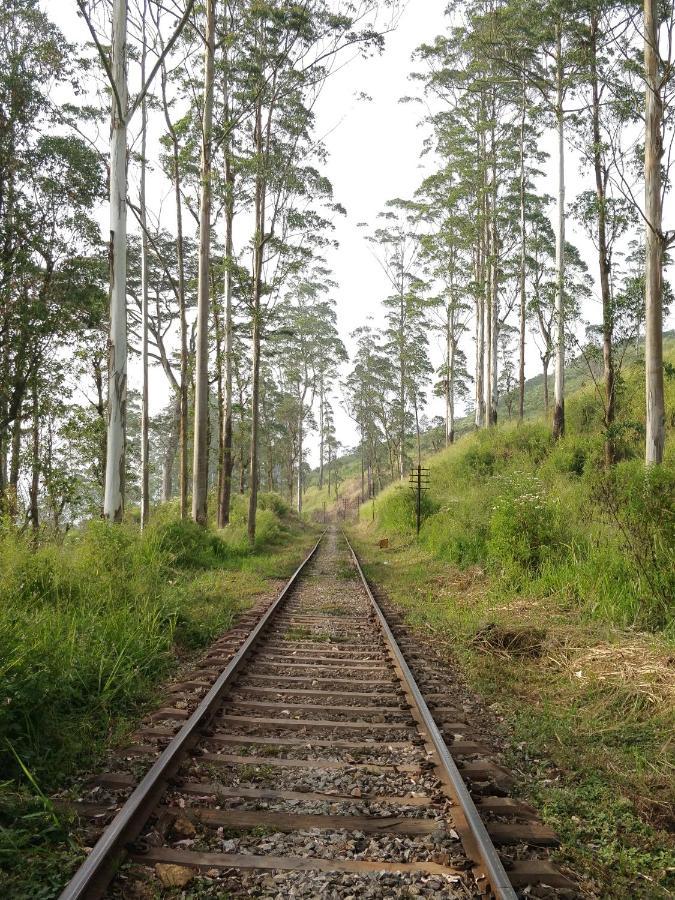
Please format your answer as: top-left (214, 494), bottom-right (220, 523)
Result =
top-left (0, 492), bottom-right (316, 898)
top-left (349, 353), bottom-right (675, 898)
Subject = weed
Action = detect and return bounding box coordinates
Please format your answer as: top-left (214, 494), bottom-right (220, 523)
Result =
top-left (283, 626), bottom-right (313, 641)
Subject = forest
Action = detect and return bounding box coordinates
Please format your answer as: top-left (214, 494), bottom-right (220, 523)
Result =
top-left (0, 0), bottom-right (674, 897)
top-left (0, 0), bottom-right (672, 539)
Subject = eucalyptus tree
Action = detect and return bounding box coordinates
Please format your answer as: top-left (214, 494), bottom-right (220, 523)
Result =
top-left (154, 4), bottom-right (201, 518)
top-left (364, 203), bottom-right (430, 477)
top-left (466, 0), bottom-right (587, 437)
top-left (191, 0), bottom-right (216, 525)
top-left (417, 168), bottom-right (474, 445)
top-left (77, 0), bottom-right (196, 521)
top-left (234, 1), bottom-right (384, 543)
top-left (127, 231), bottom-right (198, 501)
top-left (0, 1), bottom-right (105, 511)
top-left (414, 3), bottom-right (540, 432)
top-left (273, 275), bottom-right (345, 513)
top-left (344, 323), bottom-right (397, 490)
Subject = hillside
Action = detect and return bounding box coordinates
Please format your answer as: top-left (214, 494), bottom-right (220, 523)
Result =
top-left (346, 345), bottom-right (675, 897)
top-left (306, 332), bottom-right (675, 513)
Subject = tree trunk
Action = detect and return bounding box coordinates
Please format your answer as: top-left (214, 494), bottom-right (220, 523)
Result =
top-left (93, 351), bottom-right (106, 499)
top-left (213, 277), bottom-right (225, 511)
top-left (589, 15), bottom-right (615, 467)
top-left (218, 167), bottom-right (235, 527)
top-left (140, 5), bottom-right (150, 528)
top-left (161, 65), bottom-right (189, 519)
top-left (644, 0), bottom-right (665, 465)
top-left (248, 310), bottom-right (261, 542)
top-left (296, 403), bottom-right (303, 514)
top-left (445, 316), bottom-right (452, 446)
top-left (552, 21), bottom-right (566, 440)
top-left (475, 105), bottom-right (485, 429)
top-left (319, 378), bottom-right (324, 488)
top-left (247, 87), bottom-right (266, 545)
top-left (191, 0), bottom-right (215, 525)
top-left (489, 111), bottom-right (499, 427)
top-left (103, 0), bottom-right (128, 522)
top-left (484, 199), bottom-right (492, 429)
top-left (398, 288), bottom-right (405, 480)
top-left (543, 355), bottom-right (550, 413)
top-left (475, 248), bottom-right (484, 428)
top-left (162, 392), bottom-right (180, 502)
top-left (29, 377), bottom-right (39, 532)
top-left (8, 399), bottom-right (22, 519)
top-left (448, 337), bottom-right (456, 445)
top-left (518, 73), bottom-right (527, 422)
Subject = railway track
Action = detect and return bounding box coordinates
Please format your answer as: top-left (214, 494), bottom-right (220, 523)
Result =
top-left (59, 528), bottom-right (575, 899)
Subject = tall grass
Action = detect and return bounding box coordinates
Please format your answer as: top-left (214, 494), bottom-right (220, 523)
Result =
top-left (0, 492), bottom-right (297, 785)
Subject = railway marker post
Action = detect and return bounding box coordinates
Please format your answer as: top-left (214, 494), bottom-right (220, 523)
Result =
top-left (409, 464), bottom-right (430, 537)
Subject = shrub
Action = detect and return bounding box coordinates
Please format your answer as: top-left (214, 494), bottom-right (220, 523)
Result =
top-left (458, 442), bottom-right (497, 479)
top-left (542, 436), bottom-right (598, 479)
top-left (149, 518), bottom-right (230, 569)
top-left (590, 462), bottom-right (675, 630)
top-left (378, 485), bottom-right (439, 535)
top-left (258, 492), bottom-right (290, 518)
top-left (421, 503), bottom-right (489, 567)
top-left (487, 476), bottom-right (567, 580)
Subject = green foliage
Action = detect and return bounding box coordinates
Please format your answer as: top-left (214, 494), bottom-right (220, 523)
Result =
top-left (150, 518), bottom-right (230, 569)
top-left (487, 475), bottom-right (566, 580)
top-left (421, 499), bottom-right (489, 567)
top-left (369, 352), bottom-right (674, 633)
top-left (589, 462), bottom-right (675, 630)
top-left (376, 485), bottom-right (439, 535)
top-left (0, 499), bottom-right (303, 789)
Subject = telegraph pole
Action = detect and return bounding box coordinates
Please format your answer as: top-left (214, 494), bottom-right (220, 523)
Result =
top-left (409, 464), bottom-right (430, 537)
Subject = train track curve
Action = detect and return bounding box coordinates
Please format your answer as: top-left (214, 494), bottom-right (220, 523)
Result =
top-left (58, 528), bottom-right (574, 899)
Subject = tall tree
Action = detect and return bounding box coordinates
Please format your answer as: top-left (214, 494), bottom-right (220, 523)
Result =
top-left (192, 0), bottom-right (216, 525)
top-left (78, 0), bottom-right (195, 521)
top-left (643, 0), bottom-right (666, 464)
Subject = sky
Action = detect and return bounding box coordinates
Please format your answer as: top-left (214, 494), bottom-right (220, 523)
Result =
top-left (46, 1), bottom-right (674, 467)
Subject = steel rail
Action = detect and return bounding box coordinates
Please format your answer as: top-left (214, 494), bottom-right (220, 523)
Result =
top-left (59, 532), bottom-right (325, 900)
top-left (344, 530), bottom-right (518, 900)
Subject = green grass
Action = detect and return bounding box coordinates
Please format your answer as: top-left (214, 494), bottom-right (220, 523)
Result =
top-left (0, 493), bottom-right (317, 898)
top-left (347, 347), bottom-right (675, 897)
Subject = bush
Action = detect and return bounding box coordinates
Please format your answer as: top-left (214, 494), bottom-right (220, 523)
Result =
top-left (590, 462), bottom-right (675, 629)
top-left (421, 503), bottom-right (489, 567)
top-left (487, 476), bottom-right (567, 580)
top-left (149, 518), bottom-right (230, 569)
top-left (258, 492), bottom-right (290, 518)
top-left (378, 485), bottom-right (439, 535)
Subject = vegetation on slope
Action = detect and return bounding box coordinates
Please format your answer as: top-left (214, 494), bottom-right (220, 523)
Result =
top-left (0, 496), bottom-right (315, 897)
top-left (348, 354), bottom-right (675, 897)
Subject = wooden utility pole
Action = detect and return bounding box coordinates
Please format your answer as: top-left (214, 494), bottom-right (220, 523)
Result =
top-left (409, 465), bottom-right (430, 538)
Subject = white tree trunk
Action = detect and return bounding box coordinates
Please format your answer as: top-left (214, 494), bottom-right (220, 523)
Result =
top-left (553, 22), bottom-right (566, 440)
top-left (103, 0), bottom-right (128, 522)
top-left (191, 0), bottom-right (215, 524)
top-left (297, 405), bottom-right (303, 514)
top-left (644, 0), bottom-right (665, 464)
top-left (475, 260), bottom-right (484, 429)
top-left (518, 74), bottom-right (527, 422)
top-left (140, 1), bottom-right (150, 528)
top-left (446, 316), bottom-right (452, 446)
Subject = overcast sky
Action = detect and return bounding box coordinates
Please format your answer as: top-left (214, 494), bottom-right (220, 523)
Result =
top-left (48, 1), bottom-right (673, 466)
